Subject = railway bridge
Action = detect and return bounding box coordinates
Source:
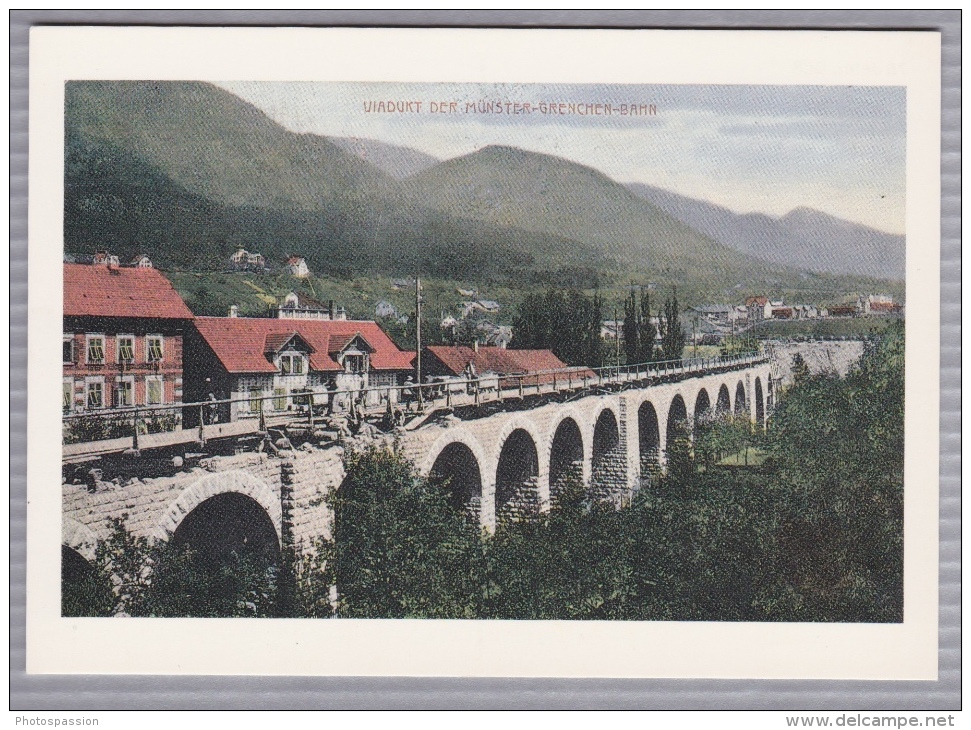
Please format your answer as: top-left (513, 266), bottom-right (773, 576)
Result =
top-left (61, 355), bottom-right (773, 571)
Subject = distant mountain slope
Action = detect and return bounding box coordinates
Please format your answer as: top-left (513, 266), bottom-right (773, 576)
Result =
top-left (64, 131), bottom-right (609, 284)
top-left (66, 81), bottom-right (392, 210)
top-left (626, 183), bottom-right (905, 281)
top-left (401, 145), bottom-right (777, 285)
top-left (327, 136), bottom-right (441, 179)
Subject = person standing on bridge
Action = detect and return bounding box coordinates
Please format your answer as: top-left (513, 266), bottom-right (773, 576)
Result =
top-left (326, 378), bottom-right (338, 416)
top-left (402, 376), bottom-right (416, 413)
top-left (464, 359), bottom-right (478, 396)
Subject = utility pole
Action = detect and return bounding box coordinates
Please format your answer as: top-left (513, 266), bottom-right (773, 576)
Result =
top-left (613, 304), bottom-right (621, 367)
top-left (415, 277), bottom-right (423, 410)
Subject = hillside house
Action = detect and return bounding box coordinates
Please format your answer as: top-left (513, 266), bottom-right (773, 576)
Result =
top-left (461, 300), bottom-right (501, 319)
top-left (185, 317), bottom-right (414, 421)
top-left (274, 291), bottom-right (346, 321)
top-left (63, 262), bottom-right (193, 415)
top-left (92, 250), bottom-right (120, 267)
top-left (127, 254), bottom-right (153, 268)
top-left (375, 300), bottom-right (398, 318)
top-left (229, 247), bottom-right (268, 273)
top-left (285, 256), bottom-right (311, 278)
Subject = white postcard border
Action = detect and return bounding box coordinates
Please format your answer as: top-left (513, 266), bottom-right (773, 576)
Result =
top-left (27, 26), bottom-right (941, 678)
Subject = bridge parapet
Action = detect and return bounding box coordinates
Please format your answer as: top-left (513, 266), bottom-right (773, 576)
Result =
top-left (62, 358), bottom-right (772, 561)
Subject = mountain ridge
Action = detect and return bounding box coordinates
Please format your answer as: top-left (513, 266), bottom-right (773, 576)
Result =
top-left (625, 183), bottom-right (905, 281)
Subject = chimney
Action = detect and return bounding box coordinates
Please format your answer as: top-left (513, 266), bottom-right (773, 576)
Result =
top-left (473, 340), bottom-right (479, 353)
top-left (328, 300), bottom-right (335, 320)
top-left (229, 304), bottom-right (239, 318)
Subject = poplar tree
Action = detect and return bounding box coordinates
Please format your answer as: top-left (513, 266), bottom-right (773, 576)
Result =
top-left (622, 288), bottom-right (640, 364)
top-left (638, 289), bottom-right (657, 364)
top-left (659, 287), bottom-right (686, 362)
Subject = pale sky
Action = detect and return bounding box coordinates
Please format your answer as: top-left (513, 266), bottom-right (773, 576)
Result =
top-left (217, 81), bottom-right (906, 235)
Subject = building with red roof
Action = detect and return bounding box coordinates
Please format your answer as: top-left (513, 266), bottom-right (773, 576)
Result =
top-left (63, 261), bottom-right (194, 414)
top-left (185, 315), bottom-right (415, 421)
top-left (423, 345), bottom-right (591, 388)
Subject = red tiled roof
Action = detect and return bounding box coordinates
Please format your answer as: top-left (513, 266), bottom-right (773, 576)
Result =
top-left (746, 296), bottom-right (769, 306)
top-left (193, 317), bottom-right (414, 374)
top-left (869, 301), bottom-right (897, 312)
top-left (425, 345), bottom-right (576, 378)
top-left (64, 263), bottom-right (193, 319)
top-left (264, 332), bottom-right (312, 354)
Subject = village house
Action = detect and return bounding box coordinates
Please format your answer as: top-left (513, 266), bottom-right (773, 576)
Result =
top-left (857, 294), bottom-right (901, 316)
top-left (828, 304), bottom-right (858, 318)
top-left (63, 260), bottom-right (193, 415)
top-left (745, 296), bottom-right (771, 323)
top-left (375, 300), bottom-right (398, 318)
top-left (274, 291), bottom-right (347, 321)
top-left (128, 254), bottom-right (154, 268)
top-left (184, 317), bottom-right (414, 422)
top-left (460, 299), bottom-right (501, 319)
top-left (423, 344), bottom-right (584, 389)
top-left (285, 256), bottom-right (311, 278)
top-left (229, 247), bottom-right (268, 273)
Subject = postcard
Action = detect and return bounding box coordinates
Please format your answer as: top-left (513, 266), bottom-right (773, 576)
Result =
top-left (27, 26), bottom-right (941, 677)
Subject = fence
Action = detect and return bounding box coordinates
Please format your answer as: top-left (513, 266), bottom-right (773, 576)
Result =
top-left (62, 352), bottom-right (768, 458)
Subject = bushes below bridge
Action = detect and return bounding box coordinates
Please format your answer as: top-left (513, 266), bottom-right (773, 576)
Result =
top-left (64, 322), bottom-right (903, 621)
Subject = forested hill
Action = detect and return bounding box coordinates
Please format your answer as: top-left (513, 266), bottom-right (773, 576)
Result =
top-left (65, 81), bottom-right (614, 284)
top-left (65, 81), bottom-right (896, 302)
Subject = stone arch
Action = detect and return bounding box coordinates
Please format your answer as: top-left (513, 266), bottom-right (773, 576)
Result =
top-left (667, 393), bottom-right (689, 444)
top-left (734, 381), bottom-right (747, 415)
top-left (693, 388), bottom-right (712, 428)
top-left (591, 407), bottom-right (626, 502)
top-left (421, 429), bottom-right (490, 481)
top-left (171, 491), bottom-right (281, 566)
top-left (755, 377), bottom-right (765, 426)
top-left (549, 417), bottom-right (584, 506)
top-left (716, 384), bottom-right (731, 415)
top-left (495, 428), bottom-right (540, 523)
top-left (62, 544), bottom-right (93, 577)
top-left (156, 469), bottom-right (282, 544)
top-left (429, 441), bottom-right (483, 520)
top-left (637, 400), bottom-right (661, 485)
top-left (62, 516), bottom-right (98, 562)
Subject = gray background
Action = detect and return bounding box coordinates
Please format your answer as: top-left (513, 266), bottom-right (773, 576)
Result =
top-left (9, 10), bottom-right (961, 710)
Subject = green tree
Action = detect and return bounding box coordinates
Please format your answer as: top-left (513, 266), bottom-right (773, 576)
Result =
top-left (637, 288), bottom-right (657, 364)
top-left (330, 445), bottom-right (487, 618)
top-left (511, 287), bottom-right (606, 367)
top-left (658, 288), bottom-right (686, 362)
top-left (622, 288), bottom-right (640, 364)
top-left (791, 352), bottom-right (810, 384)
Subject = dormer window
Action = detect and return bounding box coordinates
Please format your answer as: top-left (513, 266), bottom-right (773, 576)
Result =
top-left (343, 351), bottom-right (366, 374)
top-left (280, 353), bottom-right (304, 375)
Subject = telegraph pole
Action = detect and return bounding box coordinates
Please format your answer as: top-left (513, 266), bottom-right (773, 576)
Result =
top-left (613, 304), bottom-right (621, 367)
top-left (415, 277), bottom-right (423, 410)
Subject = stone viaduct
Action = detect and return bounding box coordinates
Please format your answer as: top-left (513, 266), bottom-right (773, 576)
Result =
top-left (62, 361), bottom-right (772, 568)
